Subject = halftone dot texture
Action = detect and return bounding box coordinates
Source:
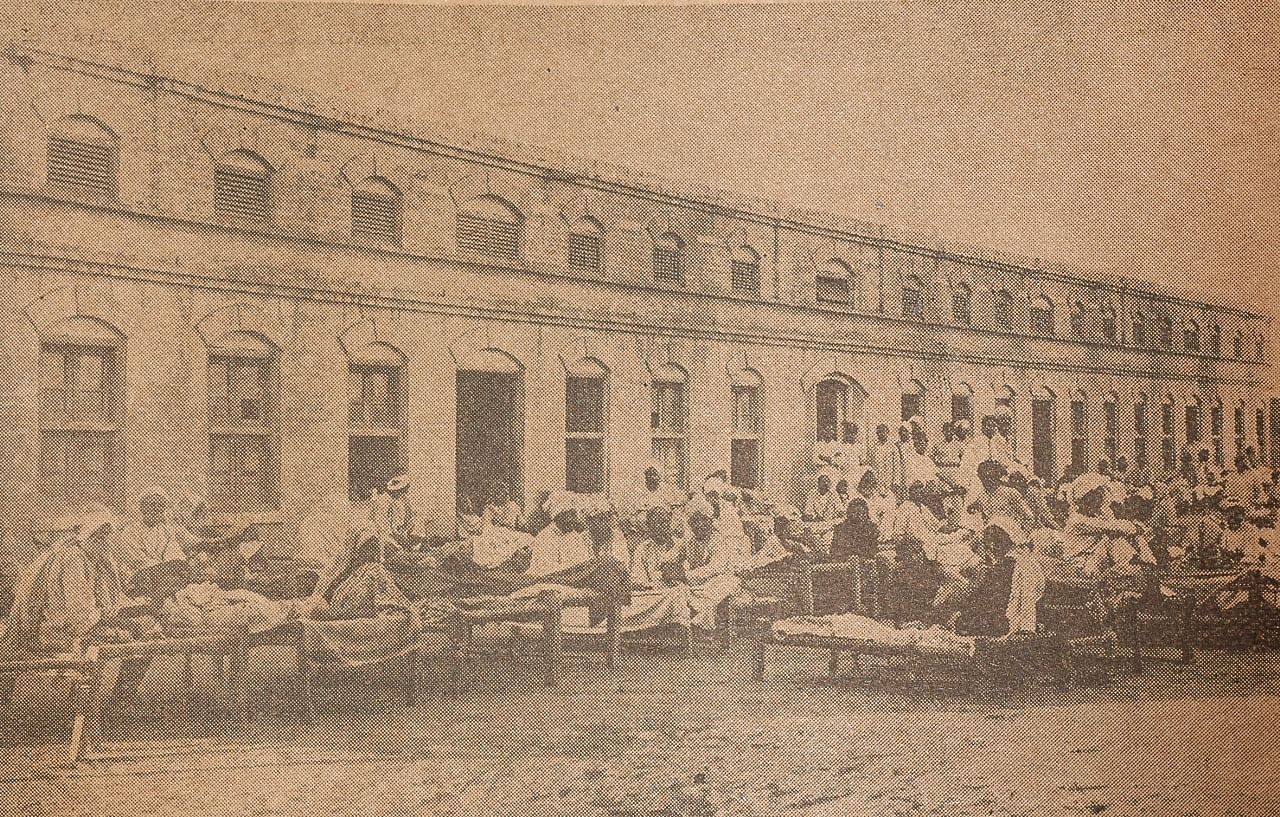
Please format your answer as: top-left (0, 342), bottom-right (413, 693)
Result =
top-left (2, 2), bottom-right (1279, 815)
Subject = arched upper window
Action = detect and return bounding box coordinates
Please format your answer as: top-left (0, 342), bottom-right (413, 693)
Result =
top-left (215, 150), bottom-right (273, 222)
top-left (1031, 296), bottom-right (1055, 336)
top-left (1133, 311), bottom-right (1149, 346)
top-left (567, 216), bottom-right (604, 273)
top-left (952, 282), bottom-right (972, 325)
top-left (816, 258), bottom-right (853, 305)
top-left (38, 316), bottom-right (125, 510)
top-left (457, 195), bottom-right (522, 259)
top-left (1157, 316), bottom-right (1175, 349)
top-left (1100, 306), bottom-right (1118, 341)
top-left (47, 115), bottom-right (118, 199)
top-left (1208, 324), bottom-right (1223, 357)
top-left (652, 232), bottom-right (685, 286)
top-left (1068, 302), bottom-right (1086, 337)
top-left (1233, 330), bottom-right (1244, 359)
top-left (1184, 319), bottom-right (1201, 353)
top-left (731, 245), bottom-right (762, 295)
top-left (1258, 334), bottom-right (1267, 361)
top-left (993, 290), bottom-right (1014, 330)
top-left (901, 275), bottom-right (924, 319)
top-left (351, 176), bottom-right (401, 244)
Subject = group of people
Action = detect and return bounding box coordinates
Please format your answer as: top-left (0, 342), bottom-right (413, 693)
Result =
top-left (5, 416), bottom-right (1280, 681)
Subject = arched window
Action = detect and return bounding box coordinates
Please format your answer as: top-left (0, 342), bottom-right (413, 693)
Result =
top-left (208, 331), bottom-right (280, 512)
top-left (457, 195), bottom-right (522, 259)
top-left (650, 363), bottom-right (688, 488)
top-left (1185, 396), bottom-right (1203, 445)
top-left (1184, 320), bottom-right (1201, 353)
top-left (1030, 387), bottom-right (1056, 483)
top-left (815, 376), bottom-right (866, 444)
top-left (951, 382), bottom-right (974, 421)
top-left (952, 282), bottom-right (972, 325)
top-left (1133, 311), bottom-right (1149, 346)
top-left (1161, 396), bottom-right (1177, 472)
top-left (652, 232), bottom-right (685, 286)
top-left (901, 379), bottom-right (925, 422)
top-left (1257, 334), bottom-right (1267, 361)
top-left (1211, 399), bottom-right (1225, 467)
top-left (1070, 392), bottom-right (1089, 472)
top-left (731, 245), bottom-right (762, 295)
top-left (1157, 316), bottom-right (1174, 349)
top-left (731, 369), bottom-right (764, 489)
top-left (1233, 330), bottom-right (1244, 359)
top-left (347, 342), bottom-right (407, 501)
top-left (816, 259), bottom-right (852, 305)
top-left (1208, 324), bottom-right (1223, 357)
top-left (565, 358), bottom-right (608, 493)
top-left (1101, 306), bottom-right (1118, 342)
top-left (214, 149), bottom-right (273, 222)
top-left (1068, 302), bottom-right (1086, 338)
top-left (47, 115), bottom-right (118, 199)
top-left (1134, 395), bottom-right (1150, 473)
top-left (567, 216), bottom-right (604, 273)
top-left (901, 275), bottom-right (924, 319)
top-left (1234, 402), bottom-right (1247, 464)
top-left (351, 176), bottom-right (402, 244)
top-left (993, 290), bottom-right (1014, 330)
top-left (38, 317), bottom-right (125, 509)
top-left (1103, 393), bottom-right (1119, 463)
top-left (1031, 296), bottom-right (1055, 336)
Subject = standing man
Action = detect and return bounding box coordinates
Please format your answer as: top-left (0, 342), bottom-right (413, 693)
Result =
top-left (871, 424), bottom-right (905, 500)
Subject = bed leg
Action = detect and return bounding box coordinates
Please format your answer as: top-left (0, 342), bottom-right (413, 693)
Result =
top-left (1181, 598), bottom-right (1196, 664)
top-left (82, 649), bottom-right (106, 759)
top-left (752, 638), bottom-right (767, 682)
top-left (1129, 603), bottom-right (1143, 675)
top-left (605, 607), bottom-right (621, 670)
top-left (828, 648), bottom-right (841, 680)
top-left (543, 600), bottom-right (564, 688)
top-left (448, 620), bottom-right (469, 694)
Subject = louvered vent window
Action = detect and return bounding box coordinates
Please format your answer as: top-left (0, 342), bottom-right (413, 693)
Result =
top-left (731, 260), bottom-right (761, 294)
top-left (215, 158), bottom-right (271, 222)
top-left (352, 189), bottom-right (400, 244)
top-left (47, 134), bottom-right (117, 198)
top-left (568, 232), bottom-right (602, 272)
top-left (457, 214), bottom-right (521, 258)
top-left (653, 244), bottom-right (684, 285)
top-left (816, 276), bottom-right (850, 304)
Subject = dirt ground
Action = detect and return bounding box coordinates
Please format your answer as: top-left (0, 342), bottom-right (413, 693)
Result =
top-left (3, 640), bottom-right (1279, 817)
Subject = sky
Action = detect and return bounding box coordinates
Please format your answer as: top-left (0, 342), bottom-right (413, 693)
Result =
top-left (4, 0), bottom-right (1279, 315)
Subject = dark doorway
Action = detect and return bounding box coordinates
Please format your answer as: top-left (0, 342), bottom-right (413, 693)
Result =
top-left (1032, 399), bottom-right (1055, 483)
top-left (456, 370), bottom-right (523, 511)
top-left (349, 436), bottom-right (404, 502)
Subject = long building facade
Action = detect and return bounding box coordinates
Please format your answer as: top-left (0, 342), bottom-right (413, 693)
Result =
top-left (0, 47), bottom-right (1274, 563)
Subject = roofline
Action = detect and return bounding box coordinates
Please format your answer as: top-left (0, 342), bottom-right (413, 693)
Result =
top-left (4, 42), bottom-right (1270, 321)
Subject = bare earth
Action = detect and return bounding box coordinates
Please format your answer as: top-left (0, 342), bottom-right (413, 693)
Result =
top-left (3, 642), bottom-right (1278, 817)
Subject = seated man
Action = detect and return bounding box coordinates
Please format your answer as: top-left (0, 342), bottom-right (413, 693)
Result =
top-left (2, 512), bottom-right (132, 657)
top-left (527, 504), bottom-right (593, 579)
top-left (657, 509), bottom-right (749, 630)
top-left (801, 473), bottom-right (845, 554)
top-left (115, 489), bottom-right (199, 590)
top-left (483, 481), bottom-right (527, 532)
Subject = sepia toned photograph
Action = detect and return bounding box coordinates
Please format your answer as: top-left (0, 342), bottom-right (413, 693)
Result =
top-left (1, 1), bottom-right (1277, 814)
